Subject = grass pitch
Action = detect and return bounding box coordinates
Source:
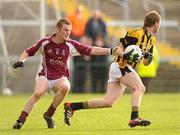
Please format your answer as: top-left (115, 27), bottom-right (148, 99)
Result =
top-left (0, 93), bottom-right (180, 135)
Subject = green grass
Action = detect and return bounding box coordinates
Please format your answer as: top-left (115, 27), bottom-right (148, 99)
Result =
top-left (0, 93), bottom-right (180, 135)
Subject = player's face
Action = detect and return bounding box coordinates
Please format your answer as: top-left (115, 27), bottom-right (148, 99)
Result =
top-left (154, 21), bottom-right (161, 33)
top-left (57, 24), bottom-right (72, 41)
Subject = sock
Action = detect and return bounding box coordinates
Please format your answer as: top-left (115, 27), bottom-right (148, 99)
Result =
top-left (18, 111), bottom-right (29, 123)
top-left (131, 106), bottom-right (139, 120)
top-left (44, 104), bottom-right (56, 117)
top-left (70, 101), bottom-right (89, 111)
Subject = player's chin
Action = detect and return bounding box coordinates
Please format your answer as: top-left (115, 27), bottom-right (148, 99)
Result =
top-left (154, 29), bottom-right (158, 33)
top-left (64, 36), bottom-right (69, 40)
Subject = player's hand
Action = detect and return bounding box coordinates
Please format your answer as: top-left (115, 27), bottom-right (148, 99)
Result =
top-left (110, 46), bottom-right (118, 55)
top-left (143, 52), bottom-right (153, 63)
top-left (13, 61), bottom-right (24, 69)
top-left (123, 49), bottom-right (139, 62)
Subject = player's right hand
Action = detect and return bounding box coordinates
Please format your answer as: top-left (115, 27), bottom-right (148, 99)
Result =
top-left (13, 61), bottom-right (24, 69)
top-left (123, 49), bottom-right (139, 62)
top-left (110, 46), bottom-right (118, 55)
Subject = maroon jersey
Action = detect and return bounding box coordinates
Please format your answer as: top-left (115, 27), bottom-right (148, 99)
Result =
top-left (25, 35), bottom-right (92, 80)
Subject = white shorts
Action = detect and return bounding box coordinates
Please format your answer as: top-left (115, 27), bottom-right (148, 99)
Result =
top-left (38, 76), bottom-right (67, 90)
top-left (108, 62), bottom-right (135, 83)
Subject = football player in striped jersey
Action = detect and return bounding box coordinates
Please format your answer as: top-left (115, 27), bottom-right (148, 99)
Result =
top-left (64, 11), bottom-right (161, 128)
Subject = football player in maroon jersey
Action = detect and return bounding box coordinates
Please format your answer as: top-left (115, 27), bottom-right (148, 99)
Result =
top-left (12, 18), bottom-right (118, 129)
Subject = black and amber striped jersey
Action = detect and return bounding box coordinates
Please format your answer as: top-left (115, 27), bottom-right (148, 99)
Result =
top-left (115, 27), bottom-right (156, 68)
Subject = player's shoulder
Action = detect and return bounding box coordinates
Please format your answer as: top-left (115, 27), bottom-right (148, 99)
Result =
top-left (37, 36), bottom-right (51, 43)
top-left (43, 35), bottom-right (53, 41)
top-left (127, 27), bottom-right (143, 35)
top-left (34, 36), bottom-right (51, 46)
top-left (66, 38), bottom-right (81, 46)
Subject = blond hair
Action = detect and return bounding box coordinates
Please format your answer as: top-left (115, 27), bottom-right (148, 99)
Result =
top-left (144, 11), bottom-right (161, 27)
top-left (56, 18), bottom-right (72, 28)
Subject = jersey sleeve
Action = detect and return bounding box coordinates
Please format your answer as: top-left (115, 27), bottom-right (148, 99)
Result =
top-left (25, 38), bottom-right (46, 56)
top-left (128, 29), bottom-right (142, 46)
top-left (149, 36), bottom-right (156, 53)
top-left (120, 29), bottom-right (139, 48)
top-left (67, 39), bottom-right (92, 56)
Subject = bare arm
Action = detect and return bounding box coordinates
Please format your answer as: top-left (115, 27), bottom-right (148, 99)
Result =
top-left (90, 46), bottom-right (111, 55)
top-left (115, 43), bottom-right (125, 57)
top-left (90, 43), bottom-right (125, 56)
top-left (19, 50), bottom-right (29, 62)
top-left (13, 50), bottom-right (29, 69)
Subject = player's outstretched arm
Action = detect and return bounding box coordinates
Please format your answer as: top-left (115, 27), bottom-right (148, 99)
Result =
top-left (13, 50), bottom-right (29, 69)
top-left (90, 46), bottom-right (115, 55)
top-left (90, 46), bottom-right (111, 55)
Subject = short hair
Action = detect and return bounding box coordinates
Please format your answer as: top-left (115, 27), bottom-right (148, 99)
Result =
top-left (56, 18), bottom-right (72, 28)
top-left (144, 11), bottom-right (161, 27)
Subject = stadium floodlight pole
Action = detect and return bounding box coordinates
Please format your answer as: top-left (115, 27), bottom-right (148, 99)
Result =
top-left (0, 3), bottom-right (12, 95)
top-left (93, 0), bottom-right (100, 10)
top-left (40, 0), bottom-right (46, 38)
top-left (35, 0), bottom-right (46, 81)
top-left (2, 61), bottom-right (12, 96)
top-left (0, 9), bottom-right (11, 72)
top-left (53, 0), bottom-right (62, 20)
top-left (19, 1), bottom-right (39, 20)
top-left (110, 0), bottom-right (129, 20)
top-left (0, 25), bottom-right (12, 72)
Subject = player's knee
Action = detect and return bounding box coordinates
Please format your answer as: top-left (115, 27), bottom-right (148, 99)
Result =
top-left (134, 85), bottom-right (146, 93)
top-left (103, 100), bottom-right (114, 108)
top-left (140, 85), bottom-right (146, 93)
top-left (33, 91), bottom-right (44, 99)
top-left (59, 84), bottom-right (70, 94)
top-left (142, 85), bottom-right (146, 93)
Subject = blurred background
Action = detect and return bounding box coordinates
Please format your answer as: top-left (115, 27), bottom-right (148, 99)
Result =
top-left (0, 0), bottom-right (180, 95)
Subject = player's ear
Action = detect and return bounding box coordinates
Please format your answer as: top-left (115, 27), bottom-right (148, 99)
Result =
top-left (56, 27), bottom-right (60, 33)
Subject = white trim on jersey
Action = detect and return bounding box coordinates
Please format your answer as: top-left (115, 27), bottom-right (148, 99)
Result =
top-left (39, 39), bottom-right (49, 78)
top-left (40, 40), bottom-right (50, 55)
top-left (66, 42), bottom-right (80, 56)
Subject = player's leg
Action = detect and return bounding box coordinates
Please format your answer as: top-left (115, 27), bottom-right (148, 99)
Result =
top-left (88, 82), bottom-right (125, 108)
top-left (13, 76), bottom-right (49, 129)
top-left (64, 81), bottom-right (125, 125)
top-left (53, 77), bottom-right (70, 108)
top-left (44, 77), bottom-right (70, 128)
top-left (120, 71), bottom-right (151, 127)
top-left (141, 77), bottom-right (151, 92)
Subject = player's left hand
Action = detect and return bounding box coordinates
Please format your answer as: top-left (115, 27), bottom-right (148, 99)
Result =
top-left (13, 61), bottom-right (24, 69)
top-left (143, 52), bottom-right (153, 63)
